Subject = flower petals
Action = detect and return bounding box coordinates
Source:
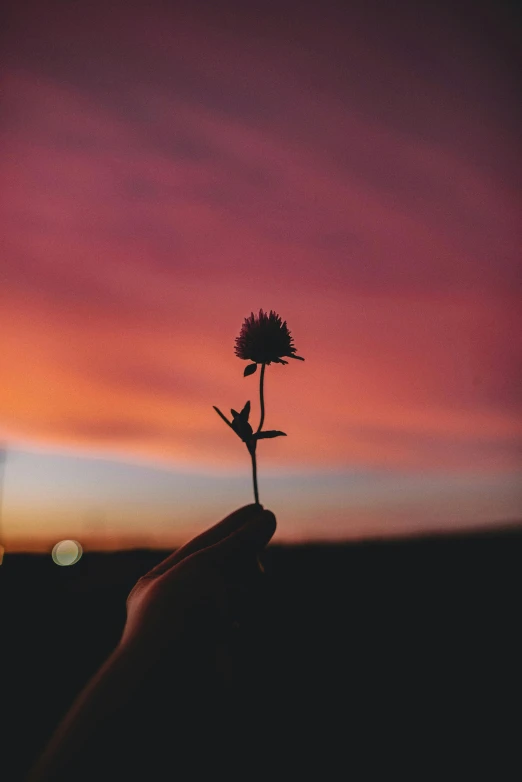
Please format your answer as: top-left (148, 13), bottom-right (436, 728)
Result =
top-left (234, 309), bottom-right (304, 365)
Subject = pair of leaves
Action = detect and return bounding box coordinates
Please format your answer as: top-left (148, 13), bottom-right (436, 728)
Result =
top-left (213, 402), bottom-right (286, 442)
top-left (231, 400), bottom-right (251, 421)
top-left (230, 401), bottom-right (253, 441)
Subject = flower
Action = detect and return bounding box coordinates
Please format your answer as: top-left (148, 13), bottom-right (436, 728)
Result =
top-left (234, 309), bottom-right (305, 368)
top-left (214, 308), bottom-right (304, 504)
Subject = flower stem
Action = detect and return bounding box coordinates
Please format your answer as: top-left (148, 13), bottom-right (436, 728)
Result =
top-left (249, 362), bottom-right (266, 505)
top-left (250, 446), bottom-right (259, 505)
top-left (257, 362), bottom-right (266, 435)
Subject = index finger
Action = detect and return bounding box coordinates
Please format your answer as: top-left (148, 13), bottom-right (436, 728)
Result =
top-left (143, 504), bottom-right (263, 578)
top-left (204, 509), bottom-right (277, 565)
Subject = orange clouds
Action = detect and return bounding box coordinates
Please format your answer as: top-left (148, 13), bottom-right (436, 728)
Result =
top-left (0, 0), bottom-right (521, 481)
top-left (1, 282), bottom-right (520, 474)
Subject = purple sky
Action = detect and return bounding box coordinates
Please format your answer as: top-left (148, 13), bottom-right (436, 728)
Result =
top-left (1, 0), bottom-right (520, 549)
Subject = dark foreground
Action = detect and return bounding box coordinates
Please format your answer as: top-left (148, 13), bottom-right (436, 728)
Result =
top-left (1, 527), bottom-right (519, 779)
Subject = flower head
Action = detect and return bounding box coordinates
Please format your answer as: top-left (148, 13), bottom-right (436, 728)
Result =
top-left (234, 309), bottom-right (305, 367)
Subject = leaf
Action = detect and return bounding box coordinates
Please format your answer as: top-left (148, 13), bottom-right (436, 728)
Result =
top-left (230, 408), bottom-right (240, 418)
top-left (243, 363), bottom-right (257, 377)
top-left (213, 406), bottom-right (233, 428)
top-left (240, 400), bottom-right (251, 420)
top-left (231, 416), bottom-right (253, 442)
top-left (253, 430), bottom-right (287, 440)
top-left (240, 422), bottom-right (254, 441)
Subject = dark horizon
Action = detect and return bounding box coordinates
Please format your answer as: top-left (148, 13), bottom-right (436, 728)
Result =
top-left (2, 522), bottom-right (518, 779)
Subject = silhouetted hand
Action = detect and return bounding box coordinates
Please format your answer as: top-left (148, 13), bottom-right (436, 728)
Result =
top-left (120, 503), bottom-right (275, 666)
top-left (27, 504), bottom-right (276, 781)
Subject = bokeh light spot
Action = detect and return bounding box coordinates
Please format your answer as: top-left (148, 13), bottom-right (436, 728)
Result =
top-left (52, 539), bottom-right (83, 566)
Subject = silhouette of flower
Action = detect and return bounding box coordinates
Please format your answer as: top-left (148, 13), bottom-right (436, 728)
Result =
top-left (235, 309), bottom-right (304, 375)
top-left (214, 309), bottom-right (304, 504)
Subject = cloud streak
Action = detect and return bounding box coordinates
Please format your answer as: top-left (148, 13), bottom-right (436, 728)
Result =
top-left (0, 0), bottom-right (520, 495)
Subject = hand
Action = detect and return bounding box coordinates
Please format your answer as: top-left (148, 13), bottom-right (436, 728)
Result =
top-left (119, 503), bottom-right (277, 675)
top-left (27, 504), bottom-right (276, 782)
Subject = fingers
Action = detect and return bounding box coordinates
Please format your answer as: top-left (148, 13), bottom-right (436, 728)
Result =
top-left (143, 504), bottom-right (263, 578)
top-left (205, 509), bottom-right (277, 564)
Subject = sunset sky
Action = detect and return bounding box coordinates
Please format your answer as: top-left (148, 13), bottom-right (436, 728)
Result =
top-left (1, 0), bottom-right (520, 551)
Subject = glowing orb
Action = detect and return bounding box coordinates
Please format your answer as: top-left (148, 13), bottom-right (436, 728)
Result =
top-left (52, 540), bottom-right (83, 566)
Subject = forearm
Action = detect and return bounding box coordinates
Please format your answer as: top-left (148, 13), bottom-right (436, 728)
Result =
top-left (26, 645), bottom-right (147, 781)
top-left (26, 641), bottom-right (204, 782)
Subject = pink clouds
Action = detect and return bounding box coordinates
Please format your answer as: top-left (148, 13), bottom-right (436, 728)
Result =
top-left (0, 0), bottom-right (520, 479)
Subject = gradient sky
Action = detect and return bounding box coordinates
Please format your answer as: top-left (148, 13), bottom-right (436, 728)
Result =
top-left (1, 0), bottom-right (521, 550)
